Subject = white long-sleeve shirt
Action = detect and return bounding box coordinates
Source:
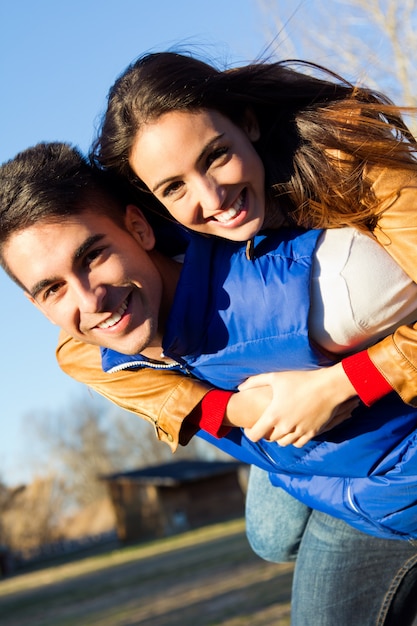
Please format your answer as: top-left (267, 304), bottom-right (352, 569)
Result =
top-left (310, 228), bottom-right (417, 354)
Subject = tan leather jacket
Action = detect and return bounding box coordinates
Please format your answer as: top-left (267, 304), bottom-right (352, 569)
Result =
top-left (366, 165), bottom-right (417, 405)
top-left (56, 332), bottom-right (213, 451)
top-left (56, 164), bottom-right (417, 449)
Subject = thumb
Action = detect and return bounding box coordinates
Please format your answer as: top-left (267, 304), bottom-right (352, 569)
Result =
top-left (238, 373), bottom-right (271, 391)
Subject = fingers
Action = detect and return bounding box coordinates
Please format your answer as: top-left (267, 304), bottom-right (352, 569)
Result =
top-left (244, 396), bottom-right (361, 448)
top-left (246, 417), bottom-right (315, 447)
top-left (272, 429), bottom-right (317, 448)
top-left (244, 411), bottom-right (277, 442)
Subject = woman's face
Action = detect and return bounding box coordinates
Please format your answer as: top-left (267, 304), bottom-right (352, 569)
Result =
top-left (129, 108), bottom-right (265, 241)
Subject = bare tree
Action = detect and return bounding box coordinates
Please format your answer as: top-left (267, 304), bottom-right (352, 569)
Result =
top-left (26, 393), bottom-right (230, 510)
top-left (1, 475), bottom-right (65, 556)
top-left (0, 482), bottom-right (25, 546)
top-left (1, 397), bottom-right (233, 557)
top-left (258, 0), bottom-right (417, 108)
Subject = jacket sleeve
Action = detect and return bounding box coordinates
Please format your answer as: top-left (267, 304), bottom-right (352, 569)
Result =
top-left (364, 166), bottom-right (417, 405)
top-left (56, 330), bottom-right (214, 451)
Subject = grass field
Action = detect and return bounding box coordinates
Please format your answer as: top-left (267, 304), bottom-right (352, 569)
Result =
top-left (0, 519), bottom-right (293, 625)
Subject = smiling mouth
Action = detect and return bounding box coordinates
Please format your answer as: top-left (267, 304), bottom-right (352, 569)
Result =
top-left (97, 298), bottom-right (128, 329)
top-left (214, 190), bottom-right (245, 223)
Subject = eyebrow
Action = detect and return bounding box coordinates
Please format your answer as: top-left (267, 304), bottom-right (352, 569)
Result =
top-left (151, 133), bottom-right (225, 193)
top-left (29, 234), bottom-right (106, 299)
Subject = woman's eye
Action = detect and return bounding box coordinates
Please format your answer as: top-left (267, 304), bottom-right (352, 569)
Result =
top-left (162, 181), bottom-right (184, 198)
top-left (206, 147), bottom-right (229, 167)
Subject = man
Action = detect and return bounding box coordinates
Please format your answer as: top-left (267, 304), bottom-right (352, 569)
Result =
top-left (2, 141), bottom-right (417, 625)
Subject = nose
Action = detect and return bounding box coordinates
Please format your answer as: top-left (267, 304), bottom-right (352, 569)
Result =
top-left (72, 279), bottom-right (107, 314)
top-left (195, 175), bottom-right (225, 217)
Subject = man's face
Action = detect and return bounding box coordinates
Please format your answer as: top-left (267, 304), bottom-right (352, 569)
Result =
top-left (3, 205), bottom-right (164, 354)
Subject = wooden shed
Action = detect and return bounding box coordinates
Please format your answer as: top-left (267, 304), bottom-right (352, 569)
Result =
top-left (102, 459), bottom-right (247, 543)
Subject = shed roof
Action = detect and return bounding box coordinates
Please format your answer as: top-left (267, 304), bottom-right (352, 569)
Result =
top-left (102, 459), bottom-right (246, 486)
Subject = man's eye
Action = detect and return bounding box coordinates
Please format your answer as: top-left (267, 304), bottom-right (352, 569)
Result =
top-left (84, 248), bottom-right (104, 265)
top-left (43, 284), bottom-right (61, 300)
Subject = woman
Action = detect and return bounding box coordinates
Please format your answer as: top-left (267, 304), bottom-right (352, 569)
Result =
top-left (90, 50), bottom-right (417, 447)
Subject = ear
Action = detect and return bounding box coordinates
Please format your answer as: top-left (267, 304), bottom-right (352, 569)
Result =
top-left (124, 205), bottom-right (156, 250)
top-left (24, 291), bottom-right (57, 325)
top-left (242, 108), bottom-right (260, 142)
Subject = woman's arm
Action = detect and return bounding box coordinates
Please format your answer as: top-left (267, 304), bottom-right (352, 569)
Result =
top-left (367, 329), bottom-right (417, 405)
top-left (243, 224), bottom-right (417, 446)
top-left (365, 165), bottom-right (417, 405)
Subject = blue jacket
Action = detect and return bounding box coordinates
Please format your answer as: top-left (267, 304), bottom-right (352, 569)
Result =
top-left (102, 229), bottom-right (417, 541)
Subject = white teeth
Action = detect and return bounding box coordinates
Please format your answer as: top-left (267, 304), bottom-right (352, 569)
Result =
top-left (215, 194), bottom-right (243, 223)
top-left (97, 299), bottom-right (128, 329)
top-left (216, 207), bottom-right (239, 223)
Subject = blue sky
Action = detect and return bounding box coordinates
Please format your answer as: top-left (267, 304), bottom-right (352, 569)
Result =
top-left (0, 0), bottom-right (276, 485)
top-left (0, 0), bottom-right (402, 486)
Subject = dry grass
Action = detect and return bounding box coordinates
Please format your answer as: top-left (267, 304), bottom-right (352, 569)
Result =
top-left (0, 518), bottom-right (292, 625)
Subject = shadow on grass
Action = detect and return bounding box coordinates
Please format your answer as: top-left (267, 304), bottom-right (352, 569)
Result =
top-left (0, 522), bottom-right (293, 626)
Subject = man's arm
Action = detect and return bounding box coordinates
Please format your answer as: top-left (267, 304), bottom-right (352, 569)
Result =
top-left (56, 331), bottom-right (276, 447)
top-left (56, 330), bottom-right (215, 451)
top-left (365, 165), bottom-right (417, 406)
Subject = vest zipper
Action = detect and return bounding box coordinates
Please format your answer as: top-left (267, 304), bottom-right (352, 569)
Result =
top-left (106, 360), bottom-right (185, 374)
top-left (105, 358), bottom-right (188, 443)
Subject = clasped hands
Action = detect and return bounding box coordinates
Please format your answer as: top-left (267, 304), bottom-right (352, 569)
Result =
top-left (226, 363), bottom-right (359, 448)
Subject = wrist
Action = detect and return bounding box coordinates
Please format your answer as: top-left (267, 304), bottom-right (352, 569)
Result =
top-left (342, 351), bottom-right (393, 406)
top-left (199, 390), bottom-right (234, 438)
top-left (324, 362), bottom-right (357, 402)
top-left (224, 385), bottom-right (272, 428)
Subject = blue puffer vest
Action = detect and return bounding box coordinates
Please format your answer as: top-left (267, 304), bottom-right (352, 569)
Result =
top-left (102, 229), bottom-right (417, 541)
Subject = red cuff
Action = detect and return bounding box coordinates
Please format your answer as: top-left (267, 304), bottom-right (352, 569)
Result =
top-left (342, 350), bottom-right (393, 406)
top-left (187, 389), bottom-right (234, 438)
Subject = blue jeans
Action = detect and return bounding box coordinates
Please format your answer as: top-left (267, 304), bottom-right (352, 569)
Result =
top-left (245, 465), bottom-right (417, 626)
top-left (246, 463), bottom-right (311, 562)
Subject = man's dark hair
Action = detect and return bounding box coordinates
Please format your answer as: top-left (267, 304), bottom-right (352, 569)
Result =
top-left (0, 142), bottom-right (149, 283)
